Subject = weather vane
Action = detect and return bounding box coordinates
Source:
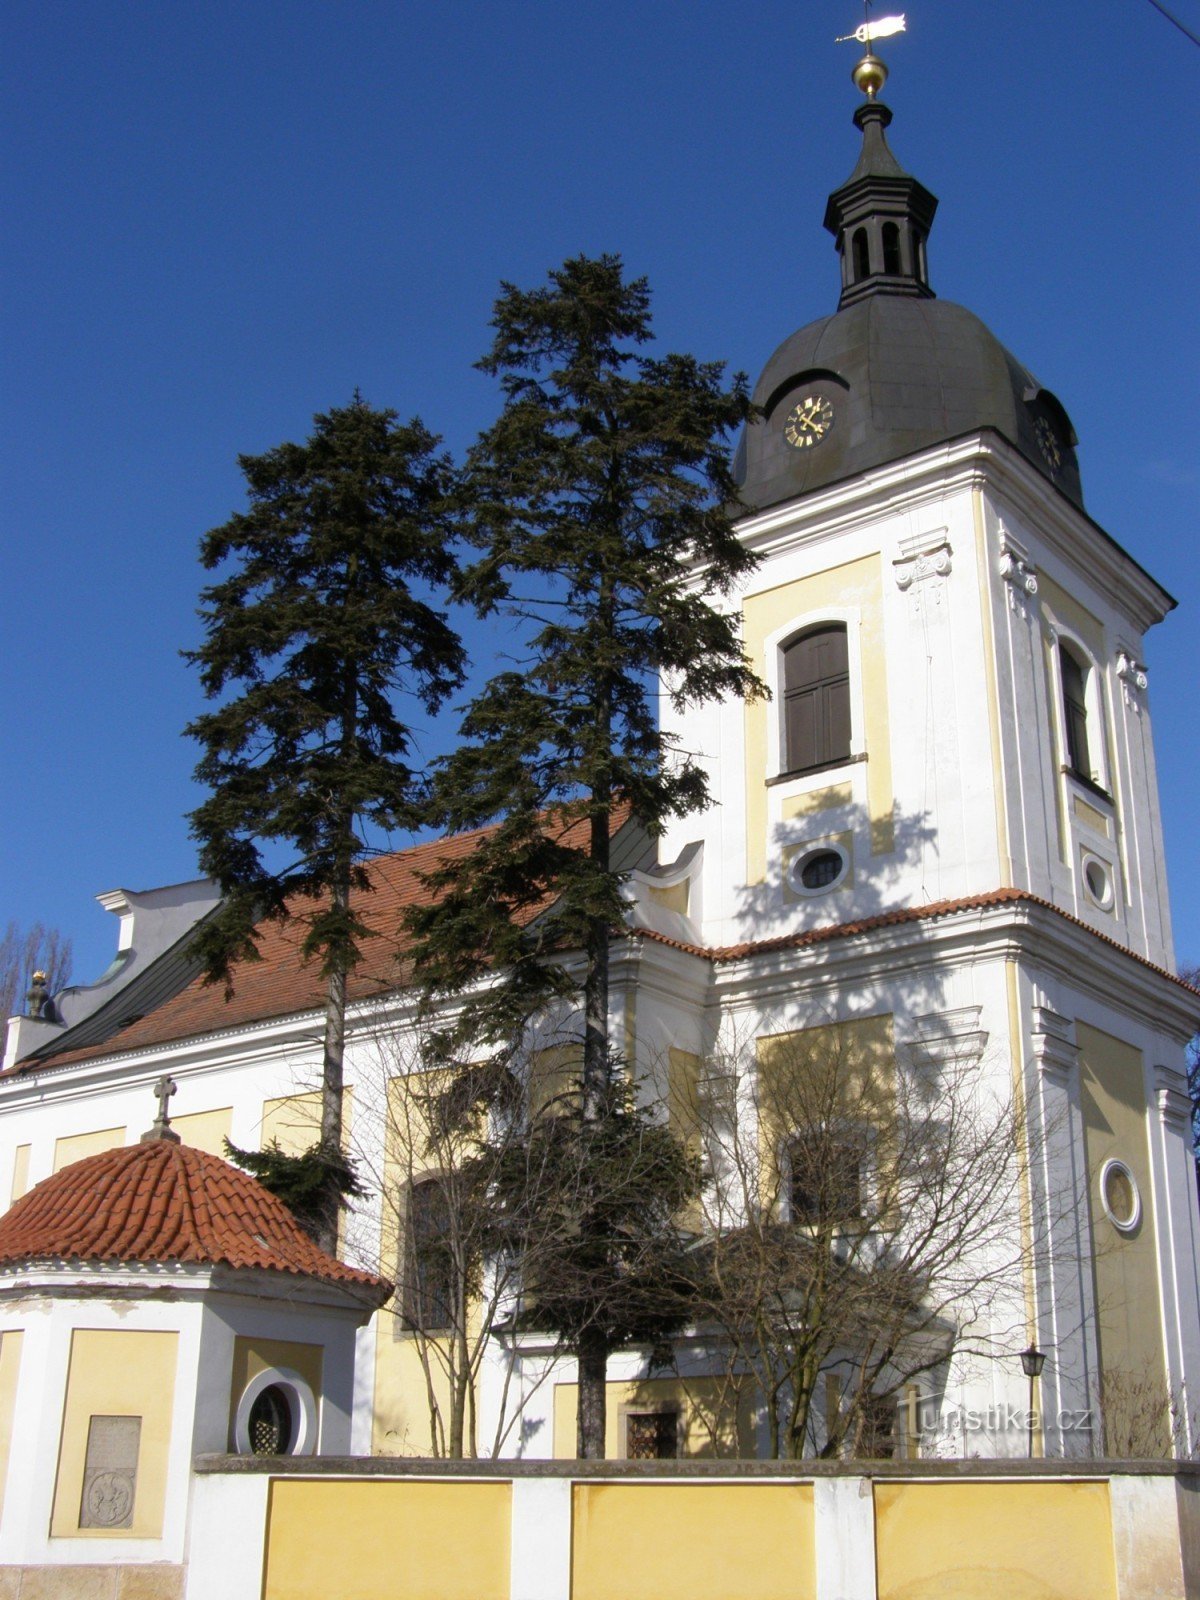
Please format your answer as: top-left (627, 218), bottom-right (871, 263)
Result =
top-left (836, 9), bottom-right (907, 99)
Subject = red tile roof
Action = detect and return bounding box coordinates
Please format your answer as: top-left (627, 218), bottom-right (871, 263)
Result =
top-left (16, 812), bottom-right (602, 1073)
top-left (0, 1138), bottom-right (389, 1295)
top-left (14, 858), bottom-right (1196, 1080)
top-left (633, 886), bottom-right (1200, 994)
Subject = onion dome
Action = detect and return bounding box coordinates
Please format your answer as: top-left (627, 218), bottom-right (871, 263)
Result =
top-left (734, 89), bottom-right (1082, 515)
top-left (0, 1138), bottom-right (388, 1296)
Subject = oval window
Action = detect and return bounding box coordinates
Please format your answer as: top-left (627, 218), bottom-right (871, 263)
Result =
top-left (1082, 855), bottom-right (1114, 911)
top-left (1099, 1159), bottom-right (1141, 1234)
top-left (248, 1384), bottom-right (294, 1455)
top-left (791, 846), bottom-right (848, 896)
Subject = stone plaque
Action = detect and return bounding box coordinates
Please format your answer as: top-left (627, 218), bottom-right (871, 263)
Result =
top-left (79, 1413), bottom-right (141, 1529)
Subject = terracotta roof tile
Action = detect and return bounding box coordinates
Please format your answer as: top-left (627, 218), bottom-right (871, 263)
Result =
top-left (0, 1139), bottom-right (389, 1295)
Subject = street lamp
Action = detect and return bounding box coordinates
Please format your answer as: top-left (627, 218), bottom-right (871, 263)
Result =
top-left (1020, 1343), bottom-right (1046, 1459)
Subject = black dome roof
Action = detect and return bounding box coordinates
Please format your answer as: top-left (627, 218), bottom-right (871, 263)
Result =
top-left (733, 93), bottom-right (1082, 516)
top-left (734, 294), bottom-right (1083, 514)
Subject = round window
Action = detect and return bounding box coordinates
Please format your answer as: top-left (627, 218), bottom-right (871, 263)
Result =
top-left (248, 1384), bottom-right (294, 1455)
top-left (791, 846), bottom-right (848, 896)
top-left (1082, 855), bottom-right (1114, 910)
top-left (233, 1366), bottom-right (319, 1457)
top-left (1099, 1158), bottom-right (1141, 1234)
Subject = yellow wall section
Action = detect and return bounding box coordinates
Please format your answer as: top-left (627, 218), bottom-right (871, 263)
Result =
top-left (171, 1106), bottom-right (232, 1157)
top-left (756, 1015), bottom-right (894, 1203)
top-left (874, 1480), bottom-right (1117, 1600)
top-left (0, 1330), bottom-right (23, 1521)
top-left (552, 1376), bottom-right (757, 1459)
top-left (51, 1328), bottom-right (177, 1539)
top-left (263, 1479), bottom-right (511, 1600)
top-left (260, 1089), bottom-right (352, 1156)
top-left (9, 1145), bottom-right (29, 1205)
top-left (1076, 1021), bottom-right (1169, 1449)
top-left (781, 781), bottom-right (853, 821)
top-left (53, 1127), bottom-right (126, 1172)
top-left (572, 1482), bottom-right (815, 1600)
top-left (743, 555), bottom-right (892, 884)
top-left (228, 1337), bottom-right (323, 1450)
top-left (373, 1070), bottom-right (482, 1458)
top-left (1038, 573), bottom-right (1106, 662)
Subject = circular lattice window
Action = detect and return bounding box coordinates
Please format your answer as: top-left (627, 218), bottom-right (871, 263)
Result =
top-left (234, 1366), bottom-right (318, 1457)
top-left (1099, 1158), bottom-right (1141, 1234)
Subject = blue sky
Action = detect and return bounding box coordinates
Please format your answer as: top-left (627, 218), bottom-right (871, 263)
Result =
top-left (2, 0), bottom-right (1197, 985)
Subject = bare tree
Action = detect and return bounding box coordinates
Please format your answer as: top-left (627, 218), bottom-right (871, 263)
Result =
top-left (0, 922), bottom-right (72, 1021)
top-left (349, 1022), bottom-right (698, 1460)
top-left (679, 1019), bottom-right (1037, 1459)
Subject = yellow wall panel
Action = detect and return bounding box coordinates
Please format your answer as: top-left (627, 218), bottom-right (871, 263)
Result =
top-left (552, 1376), bottom-right (757, 1460)
top-left (9, 1145), bottom-right (30, 1205)
top-left (260, 1089), bottom-right (352, 1156)
top-left (874, 1480), bottom-right (1117, 1600)
top-left (743, 554), bottom-right (892, 882)
top-left (263, 1479), bottom-right (511, 1600)
top-left (0, 1330), bottom-right (23, 1521)
top-left (53, 1127), bottom-right (126, 1172)
top-left (572, 1482), bottom-right (815, 1600)
top-left (1076, 1021), bottom-right (1170, 1451)
top-left (171, 1106), bottom-right (232, 1157)
top-left (50, 1328), bottom-right (178, 1539)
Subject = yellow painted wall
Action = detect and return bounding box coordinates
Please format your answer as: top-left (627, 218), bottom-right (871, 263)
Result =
top-left (1076, 1021), bottom-right (1170, 1452)
top-left (9, 1145), bottom-right (29, 1205)
top-left (373, 1069), bottom-right (480, 1458)
top-left (228, 1337), bottom-right (323, 1450)
top-left (552, 1376), bottom-right (757, 1460)
top-left (874, 1479), bottom-right (1117, 1600)
top-left (263, 1478), bottom-right (512, 1600)
top-left (743, 555), bottom-right (892, 883)
top-left (50, 1328), bottom-right (177, 1539)
top-left (171, 1106), bottom-right (232, 1157)
top-left (260, 1089), bottom-right (352, 1156)
top-left (572, 1482), bottom-right (815, 1600)
top-left (53, 1127), bottom-right (126, 1172)
top-left (529, 1044), bottom-right (582, 1118)
top-left (0, 1330), bottom-right (23, 1521)
top-left (781, 780), bottom-right (853, 821)
top-left (756, 1015), bottom-right (895, 1205)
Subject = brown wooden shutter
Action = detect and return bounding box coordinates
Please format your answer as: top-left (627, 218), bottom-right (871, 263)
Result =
top-left (783, 626), bottom-right (850, 773)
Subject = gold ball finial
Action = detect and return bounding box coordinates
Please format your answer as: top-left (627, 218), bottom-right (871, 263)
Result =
top-left (852, 52), bottom-right (888, 98)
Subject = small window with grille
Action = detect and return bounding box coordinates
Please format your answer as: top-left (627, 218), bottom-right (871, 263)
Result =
top-left (402, 1177), bottom-right (457, 1332)
top-left (624, 1411), bottom-right (679, 1460)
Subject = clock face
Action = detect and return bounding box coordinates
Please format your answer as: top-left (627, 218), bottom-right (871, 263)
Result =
top-left (784, 394), bottom-right (834, 449)
top-left (1034, 415), bottom-right (1062, 474)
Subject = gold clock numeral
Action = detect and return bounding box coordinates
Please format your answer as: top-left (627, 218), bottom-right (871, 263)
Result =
top-left (784, 395), bottom-right (834, 449)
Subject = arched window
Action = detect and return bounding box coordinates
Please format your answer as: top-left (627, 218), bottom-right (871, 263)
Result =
top-left (402, 1176), bottom-right (456, 1332)
top-left (852, 228), bottom-right (870, 281)
top-left (782, 624), bottom-right (851, 774)
top-left (1059, 643), bottom-right (1092, 780)
top-left (881, 222), bottom-right (901, 275)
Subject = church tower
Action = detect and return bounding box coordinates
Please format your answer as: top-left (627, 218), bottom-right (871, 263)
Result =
top-left (645, 41), bottom-right (1200, 1458)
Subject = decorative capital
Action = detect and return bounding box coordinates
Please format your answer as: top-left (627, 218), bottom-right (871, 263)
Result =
top-left (1154, 1066), bottom-right (1191, 1131)
top-left (1117, 651), bottom-right (1148, 693)
top-left (894, 533), bottom-right (952, 591)
top-left (1030, 1006), bottom-right (1079, 1081)
top-left (998, 524), bottom-right (1038, 611)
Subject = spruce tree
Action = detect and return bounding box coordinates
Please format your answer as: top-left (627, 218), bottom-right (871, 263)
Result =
top-left (407, 256), bottom-right (761, 1454)
top-left (186, 396), bottom-right (465, 1253)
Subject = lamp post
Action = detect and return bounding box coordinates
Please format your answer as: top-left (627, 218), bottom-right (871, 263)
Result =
top-left (1020, 1343), bottom-right (1046, 1459)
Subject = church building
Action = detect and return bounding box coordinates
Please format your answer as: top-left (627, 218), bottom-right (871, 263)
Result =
top-left (1, 40), bottom-right (1197, 1506)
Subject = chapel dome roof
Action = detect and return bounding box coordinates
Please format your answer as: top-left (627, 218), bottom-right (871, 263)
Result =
top-left (0, 1138), bottom-right (387, 1294)
top-left (734, 293), bottom-right (1083, 514)
top-left (733, 88), bottom-right (1083, 515)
